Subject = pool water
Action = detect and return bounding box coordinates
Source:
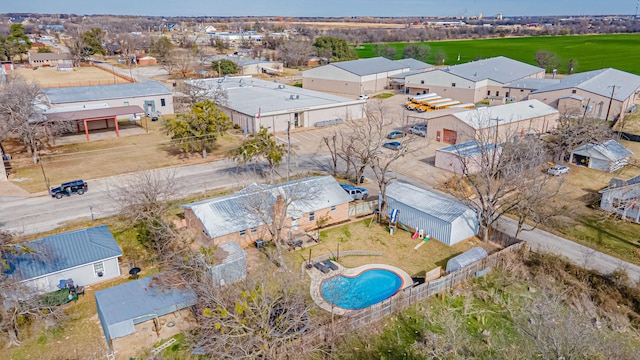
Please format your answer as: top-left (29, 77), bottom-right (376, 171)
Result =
top-left (321, 269), bottom-right (403, 310)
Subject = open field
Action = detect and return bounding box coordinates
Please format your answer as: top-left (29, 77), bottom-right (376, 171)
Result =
top-left (355, 34), bottom-right (640, 75)
top-left (14, 65), bottom-right (131, 88)
top-left (5, 119), bottom-right (244, 193)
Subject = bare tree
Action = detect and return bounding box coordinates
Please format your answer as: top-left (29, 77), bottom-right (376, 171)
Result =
top-left (277, 39), bottom-right (313, 67)
top-left (545, 114), bottom-right (613, 162)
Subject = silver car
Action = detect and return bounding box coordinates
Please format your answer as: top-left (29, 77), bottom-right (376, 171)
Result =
top-left (408, 125), bottom-right (427, 137)
top-left (547, 165), bottom-right (570, 176)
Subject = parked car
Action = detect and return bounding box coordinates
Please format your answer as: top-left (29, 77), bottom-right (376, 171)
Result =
top-left (547, 165), bottom-right (570, 176)
top-left (408, 124), bottom-right (427, 137)
top-left (383, 141), bottom-right (403, 151)
top-left (358, 94), bottom-right (369, 100)
top-left (340, 184), bottom-right (369, 200)
top-left (50, 180), bottom-right (88, 199)
top-left (387, 130), bottom-right (406, 139)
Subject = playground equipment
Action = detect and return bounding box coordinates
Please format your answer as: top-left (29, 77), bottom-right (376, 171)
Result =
top-left (389, 209), bottom-right (399, 235)
top-left (413, 234), bottom-right (431, 250)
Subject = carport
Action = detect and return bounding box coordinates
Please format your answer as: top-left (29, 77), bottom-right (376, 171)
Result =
top-left (43, 105), bottom-right (145, 141)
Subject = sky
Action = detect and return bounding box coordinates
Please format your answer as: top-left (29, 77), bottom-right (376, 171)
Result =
top-left (0, 0), bottom-right (636, 18)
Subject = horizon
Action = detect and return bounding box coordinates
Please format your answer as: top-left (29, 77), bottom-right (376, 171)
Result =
top-left (0, 0), bottom-right (636, 18)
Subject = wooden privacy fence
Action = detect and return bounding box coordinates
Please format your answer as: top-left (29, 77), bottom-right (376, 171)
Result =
top-left (348, 200), bottom-right (377, 218)
top-left (304, 241), bottom-right (526, 343)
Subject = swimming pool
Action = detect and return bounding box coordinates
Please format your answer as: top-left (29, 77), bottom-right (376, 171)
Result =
top-left (320, 269), bottom-right (403, 310)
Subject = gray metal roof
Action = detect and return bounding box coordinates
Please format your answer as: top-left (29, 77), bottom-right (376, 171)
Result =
top-left (389, 69), bottom-right (428, 79)
top-left (331, 57), bottom-right (408, 76)
top-left (571, 139), bottom-right (633, 162)
top-left (5, 225), bottom-right (122, 281)
top-left (386, 182), bottom-right (474, 223)
top-left (446, 247), bottom-right (488, 273)
top-left (531, 68), bottom-right (640, 101)
top-left (187, 77), bottom-right (359, 117)
top-left (43, 81), bottom-right (172, 104)
top-left (95, 275), bottom-right (196, 340)
top-left (181, 176), bottom-right (353, 238)
top-left (393, 58), bottom-right (432, 71)
top-left (453, 100), bottom-right (558, 130)
top-left (505, 78), bottom-right (560, 90)
top-left (438, 141), bottom-right (499, 158)
top-left (208, 55), bottom-right (280, 67)
top-left (441, 56), bottom-right (544, 84)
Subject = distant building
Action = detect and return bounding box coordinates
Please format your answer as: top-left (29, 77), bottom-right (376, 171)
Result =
top-left (28, 52), bottom-right (72, 67)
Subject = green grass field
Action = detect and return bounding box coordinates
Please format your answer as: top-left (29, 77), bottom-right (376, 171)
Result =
top-left (355, 34), bottom-right (640, 75)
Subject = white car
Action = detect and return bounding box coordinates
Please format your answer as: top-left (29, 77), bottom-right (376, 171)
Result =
top-left (547, 165), bottom-right (570, 176)
top-left (408, 125), bottom-right (427, 137)
top-left (358, 94), bottom-right (369, 100)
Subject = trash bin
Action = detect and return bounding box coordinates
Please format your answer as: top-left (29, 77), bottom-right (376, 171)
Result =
top-left (360, 176), bottom-right (365, 184)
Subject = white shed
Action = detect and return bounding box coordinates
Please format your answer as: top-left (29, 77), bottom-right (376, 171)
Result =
top-left (385, 182), bottom-right (479, 246)
top-left (569, 139), bottom-right (633, 172)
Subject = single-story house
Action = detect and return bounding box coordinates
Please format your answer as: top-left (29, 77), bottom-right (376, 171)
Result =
top-left (135, 54), bottom-right (157, 65)
top-left (208, 55), bottom-right (284, 75)
top-left (303, 57), bottom-right (431, 96)
top-left (181, 176), bottom-right (353, 247)
top-left (95, 274), bottom-right (197, 349)
top-left (569, 139), bottom-right (633, 172)
top-left (423, 99), bottom-right (559, 144)
top-left (385, 182), bottom-right (479, 246)
top-left (187, 76), bottom-right (364, 134)
top-left (208, 241), bottom-right (247, 286)
top-left (435, 141), bottom-right (500, 174)
top-left (599, 176), bottom-right (640, 222)
top-left (28, 52), bottom-right (72, 67)
top-left (3, 225), bottom-right (122, 295)
top-left (528, 68), bottom-right (640, 120)
top-left (404, 56), bottom-right (545, 104)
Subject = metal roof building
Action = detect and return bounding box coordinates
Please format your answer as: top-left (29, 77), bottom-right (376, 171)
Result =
top-left (188, 76), bottom-right (364, 133)
top-left (385, 182), bottom-right (478, 246)
top-left (302, 57), bottom-right (431, 96)
top-left (529, 68), bottom-right (640, 120)
top-left (4, 225), bottom-right (122, 294)
top-left (208, 241), bottom-right (247, 286)
top-left (95, 275), bottom-right (197, 348)
top-left (435, 141), bottom-right (501, 174)
top-left (43, 81), bottom-right (172, 104)
top-left (181, 176), bottom-right (353, 240)
top-left (453, 100), bottom-right (558, 130)
top-left (570, 139), bottom-right (633, 172)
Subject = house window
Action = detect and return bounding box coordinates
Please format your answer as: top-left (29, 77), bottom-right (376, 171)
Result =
top-left (251, 227), bottom-right (257, 233)
top-left (496, 91), bottom-right (500, 96)
top-left (487, 90), bottom-right (491, 96)
top-left (505, 92), bottom-right (510, 98)
top-left (93, 262), bottom-right (104, 277)
top-left (309, 212), bottom-right (315, 221)
top-left (420, 80), bottom-right (424, 84)
top-left (520, 89), bottom-right (524, 92)
top-left (239, 229), bottom-right (247, 236)
top-left (572, 89), bottom-right (577, 94)
top-left (451, 83), bottom-right (456, 87)
top-left (161, 98), bottom-right (166, 107)
top-left (331, 205), bottom-right (336, 211)
top-left (124, 101), bottom-right (129, 106)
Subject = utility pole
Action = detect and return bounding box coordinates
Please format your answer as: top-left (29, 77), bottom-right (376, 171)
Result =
top-left (605, 85), bottom-right (619, 121)
top-left (287, 119), bottom-right (291, 183)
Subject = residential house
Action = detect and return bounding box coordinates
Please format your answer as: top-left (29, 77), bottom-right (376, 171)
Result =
top-left (599, 175), bottom-right (640, 222)
top-left (569, 139), bottom-right (633, 172)
top-left (28, 52), bottom-right (72, 67)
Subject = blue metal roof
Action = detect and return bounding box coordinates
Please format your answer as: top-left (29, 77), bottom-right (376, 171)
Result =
top-left (4, 225), bottom-right (122, 281)
top-left (571, 139), bottom-right (633, 162)
top-left (438, 141), bottom-right (499, 158)
top-left (95, 275), bottom-right (196, 341)
top-left (386, 182), bottom-right (474, 224)
top-left (43, 81), bottom-right (172, 104)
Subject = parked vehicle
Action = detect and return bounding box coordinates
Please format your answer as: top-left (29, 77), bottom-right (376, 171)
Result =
top-left (50, 180), bottom-right (88, 199)
top-left (340, 184), bottom-right (369, 200)
top-left (387, 130), bottom-right (406, 139)
top-left (383, 141), bottom-right (403, 151)
top-left (408, 125), bottom-right (427, 137)
top-left (358, 94), bottom-right (369, 100)
top-left (547, 165), bottom-right (570, 176)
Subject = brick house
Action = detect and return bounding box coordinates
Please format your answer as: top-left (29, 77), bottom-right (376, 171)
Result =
top-left (181, 176), bottom-right (353, 247)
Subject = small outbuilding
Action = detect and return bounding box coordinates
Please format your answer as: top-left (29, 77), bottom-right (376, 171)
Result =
top-left (569, 139), bottom-right (633, 172)
top-left (445, 247), bottom-right (488, 273)
top-left (208, 241), bottom-right (247, 286)
top-left (385, 182), bottom-right (479, 246)
top-left (95, 274), bottom-right (197, 350)
top-left (435, 141), bottom-right (500, 174)
top-left (3, 225), bottom-right (122, 295)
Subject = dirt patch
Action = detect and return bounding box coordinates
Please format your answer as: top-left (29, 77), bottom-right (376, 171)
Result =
top-left (14, 65), bottom-right (131, 88)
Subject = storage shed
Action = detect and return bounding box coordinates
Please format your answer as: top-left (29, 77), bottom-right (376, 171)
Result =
top-left (569, 139), bottom-right (633, 172)
top-left (95, 274), bottom-right (197, 349)
top-left (385, 182), bottom-right (479, 246)
top-left (445, 247), bottom-right (488, 273)
top-left (208, 241), bottom-right (247, 286)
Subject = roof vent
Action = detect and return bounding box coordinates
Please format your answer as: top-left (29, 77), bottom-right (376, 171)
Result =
top-left (529, 104), bottom-right (534, 108)
top-left (296, 95), bottom-right (300, 100)
top-left (289, 95), bottom-right (295, 100)
top-left (278, 84), bottom-right (285, 89)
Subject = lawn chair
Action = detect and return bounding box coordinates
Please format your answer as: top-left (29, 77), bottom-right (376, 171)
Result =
top-left (322, 259), bottom-right (338, 271)
top-left (313, 262), bottom-right (330, 274)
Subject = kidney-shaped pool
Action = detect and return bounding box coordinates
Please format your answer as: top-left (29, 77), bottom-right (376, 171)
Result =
top-left (321, 269), bottom-right (403, 310)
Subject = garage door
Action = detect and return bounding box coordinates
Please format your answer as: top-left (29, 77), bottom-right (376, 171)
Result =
top-left (443, 129), bottom-right (457, 144)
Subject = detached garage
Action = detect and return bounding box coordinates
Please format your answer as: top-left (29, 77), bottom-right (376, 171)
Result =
top-left (569, 139), bottom-right (633, 172)
top-left (385, 182), bottom-right (479, 246)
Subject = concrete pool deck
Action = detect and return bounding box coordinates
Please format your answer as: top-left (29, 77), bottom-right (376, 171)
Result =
top-left (308, 262), bottom-right (413, 315)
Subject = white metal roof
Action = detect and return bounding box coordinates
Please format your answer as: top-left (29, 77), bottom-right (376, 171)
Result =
top-left (187, 76), bottom-right (360, 117)
top-left (452, 99), bottom-right (558, 130)
top-left (505, 78), bottom-right (560, 90)
top-left (181, 176), bottom-right (353, 238)
top-left (571, 139), bottom-right (633, 162)
top-left (43, 81), bottom-right (172, 104)
top-left (531, 68), bottom-right (640, 101)
top-left (386, 182), bottom-right (474, 224)
top-left (393, 58), bottom-right (432, 71)
top-left (440, 56), bottom-right (544, 84)
top-left (330, 57), bottom-right (409, 76)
